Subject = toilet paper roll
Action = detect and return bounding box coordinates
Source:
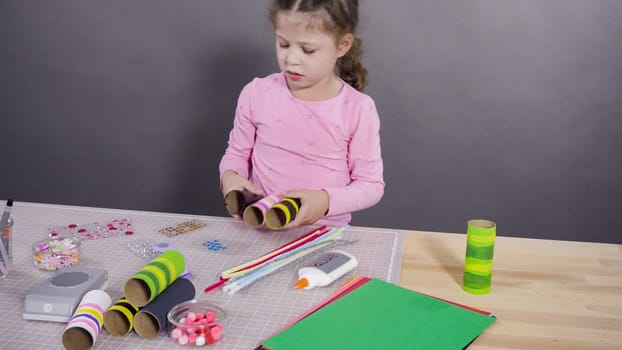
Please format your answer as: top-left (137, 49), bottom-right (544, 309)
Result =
top-left (224, 189), bottom-right (262, 216)
top-left (62, 289), bottom-right (112, 350)
top-left (243, 193), bottom-right (284, 228)
top-left (462, 219), bottom-right (496, 295)
top-left (265, 197), bottom-right (301, 230)
top-left (124, 249), bottom-right (185, 307)
top-left (133, 277), bottom-right (196, 339)
top-left (103, 297), bottom-right (140, 336)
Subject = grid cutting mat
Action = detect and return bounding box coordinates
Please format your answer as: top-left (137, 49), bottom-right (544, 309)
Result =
top-left (0, 201), bottom-right (403, 350)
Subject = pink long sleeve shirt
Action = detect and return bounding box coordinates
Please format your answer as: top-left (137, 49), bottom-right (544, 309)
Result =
top-left (219, 73), bottom-right (384, 226)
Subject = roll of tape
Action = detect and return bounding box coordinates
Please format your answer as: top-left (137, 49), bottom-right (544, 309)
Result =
top-left (462, 219), bottom-right (496, 295)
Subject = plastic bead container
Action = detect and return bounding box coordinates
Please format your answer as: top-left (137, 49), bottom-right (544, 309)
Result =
top-left (32, 236), bottom-right (81, 271)
top-left (167, 300), bottom-right (226, 347)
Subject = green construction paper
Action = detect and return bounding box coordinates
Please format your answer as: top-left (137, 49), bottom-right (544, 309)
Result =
top-left (261, 278), bottom-right (496, 350)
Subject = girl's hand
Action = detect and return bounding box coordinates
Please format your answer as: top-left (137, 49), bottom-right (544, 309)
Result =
top-left (283, 189), bottom-right (329, 228)
top-left (221, 170), bottom-right (263, 219)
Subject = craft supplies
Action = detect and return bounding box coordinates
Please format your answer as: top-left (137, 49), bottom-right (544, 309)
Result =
top-left (257, 277), bottom-right (496, 350)
top-left (103, 297), bottom-right (140, 336)
top-left (0, 199), bottom-right (13, 277)
top-left (265, 197), bottom-right (302, 230)
top-left (133, 278), bottom-right (196, 339)
top-left (167, 299), bottom-right (226, 346)
top-left (124, 249), bottom-right (186, 307)
top-left (236, 193), bottom-right (304, 229)
top-left (204, 225), bottom-right (350, 295)
top-left (242, 193), bottom-right (284, 228)
top-left (224, 189), bottom-right (261, 216)
top-left (0, 216), bottom-right (14, 278)
top-left (222, 238), bottom-right (348, 295)
top-left (203, 240), bottom-right (226, 251)
top-left (294, 250), bottom-right (358, 290)
top-left (463, 219), bottom-right (496, 295)
top-left (48, 218), bottom-right (133, 240)
top-left (158, 220), bottom-right (208, 237)
top-left (33, 237), bottom-right (81, 271)
top-left (61, 289), bottom-right (111, 350)
top-left (23, 267), bottom-right (108, 322)
top-left (127, 239), bottom-right (161, 260)
top-left (128, 240), bottom-right (193, 279)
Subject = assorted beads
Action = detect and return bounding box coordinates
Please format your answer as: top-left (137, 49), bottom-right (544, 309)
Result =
top-left (202, 240), bottom-right (226, 252)
top-left (170, 311), bottom-right (224, 346)
top-left (48, 218), bottom-right (133, 240)
top-left (158, 220), bottom-right (208, 237)
top-left (33, 237), bottom-right (81, 270)
top-left (127, 239), bottom-right (161, 260)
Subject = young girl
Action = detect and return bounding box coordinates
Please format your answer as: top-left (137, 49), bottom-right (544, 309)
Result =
top-left (219, 0), bottom-right (384, 228)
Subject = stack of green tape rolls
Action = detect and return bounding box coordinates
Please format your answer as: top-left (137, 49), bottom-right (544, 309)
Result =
top-left (462, 219), bottom-right (496, 294)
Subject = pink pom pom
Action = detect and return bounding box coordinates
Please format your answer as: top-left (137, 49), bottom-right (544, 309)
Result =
top-left (171, 327), bottom-right (183, 340)
top-left (210, 324), bottom-right (222, 340)
top-left (204, 311), bottom-right (216, 323)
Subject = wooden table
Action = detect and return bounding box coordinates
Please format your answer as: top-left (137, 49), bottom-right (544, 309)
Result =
top-left (399, 231), bottom-right (622, 349)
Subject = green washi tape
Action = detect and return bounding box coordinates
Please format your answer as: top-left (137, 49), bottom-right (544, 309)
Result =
top-left (124, 249), bottom-right (185, 307)
top-left (462, 219), bottom-right (496, 295)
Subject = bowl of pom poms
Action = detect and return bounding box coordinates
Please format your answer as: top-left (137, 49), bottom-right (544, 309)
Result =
top-left (167, 299), bottom-right (226, 346)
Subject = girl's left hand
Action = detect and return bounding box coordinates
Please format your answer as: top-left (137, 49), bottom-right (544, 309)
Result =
top-left (282, 189), bottom-right (329, 229)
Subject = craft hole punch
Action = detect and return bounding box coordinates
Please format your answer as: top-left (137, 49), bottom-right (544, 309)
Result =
top-left (23, 267), bottom-right (108, 322)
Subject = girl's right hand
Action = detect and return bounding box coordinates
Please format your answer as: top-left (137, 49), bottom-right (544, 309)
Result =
top-left (220, 170), bottom-right (263, 218)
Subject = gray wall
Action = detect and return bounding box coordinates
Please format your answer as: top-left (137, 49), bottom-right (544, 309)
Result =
top-left (1, 1), bottom-right (621, 243)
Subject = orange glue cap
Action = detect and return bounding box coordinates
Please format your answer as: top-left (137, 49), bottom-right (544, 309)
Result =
top-left (294, 278), bottom-right (309, 289)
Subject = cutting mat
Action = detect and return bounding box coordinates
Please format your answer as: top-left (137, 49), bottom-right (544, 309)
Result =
top-left (0, 201), bottom-right (403, 349)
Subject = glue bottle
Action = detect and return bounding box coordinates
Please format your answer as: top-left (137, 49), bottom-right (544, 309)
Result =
top-left (294, 250), bottom-right (358, 289)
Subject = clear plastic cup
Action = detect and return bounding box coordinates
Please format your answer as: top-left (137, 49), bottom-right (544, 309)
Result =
top-left (0, 217), bottom-right (13, 279)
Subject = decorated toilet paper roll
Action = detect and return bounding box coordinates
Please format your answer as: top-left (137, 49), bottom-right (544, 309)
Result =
top-left (133, 277), bottom-right (196, 339)
top-left (462, 219), bottom-right (496, 295)
top-left (265, 197), bottom-right (302, 230)
top-left (243, 193), bottom-right (284, 228)
top-left (103, 297), bottom-right (140, 336)
top-left (124, 249), bottom-right (185, 307)
top-left (224, 189), bottom-right (262, 216)
top-left (62, 289), bottom-right (112, 350)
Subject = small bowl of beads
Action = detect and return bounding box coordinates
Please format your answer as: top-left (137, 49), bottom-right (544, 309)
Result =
top-left (167, 299), bottom-right (226, 346)
top-left (32, 237), bottom-right (81, 271)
